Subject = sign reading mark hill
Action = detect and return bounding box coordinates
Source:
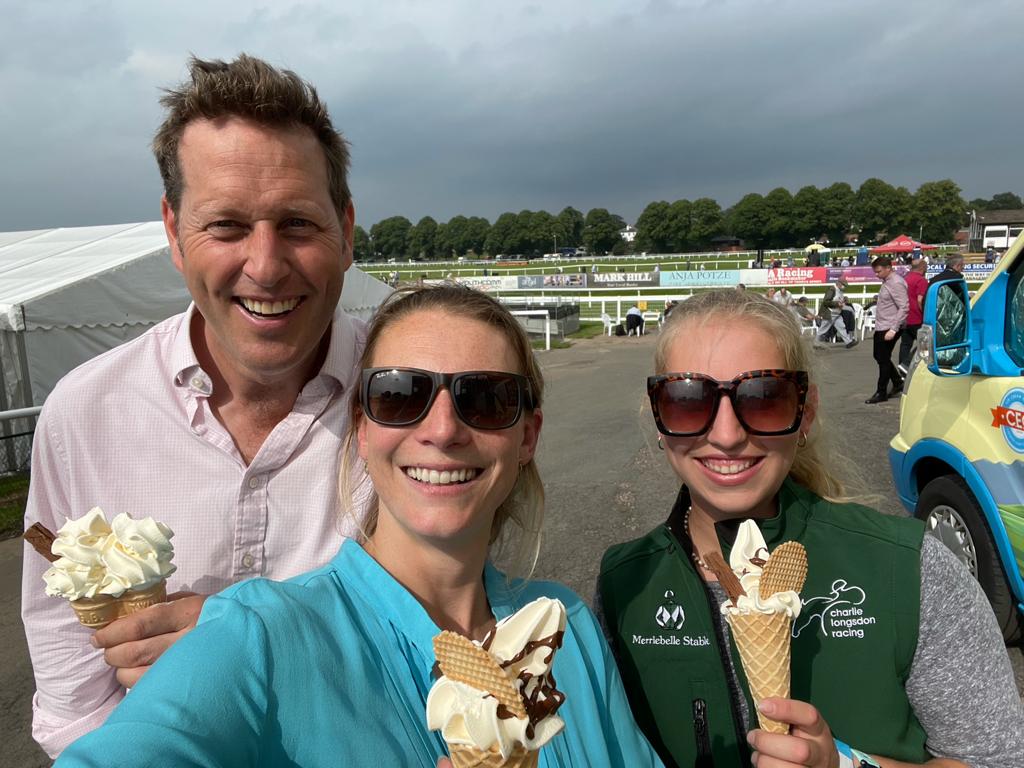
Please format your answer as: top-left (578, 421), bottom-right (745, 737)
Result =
top-left (590, 272), bottom-right (658, 288)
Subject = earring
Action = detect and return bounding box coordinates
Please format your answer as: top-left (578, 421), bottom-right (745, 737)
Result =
top-left (657, 436), bottom-right (664, 451)
top-left (797, 432), bottom-right (807, 448)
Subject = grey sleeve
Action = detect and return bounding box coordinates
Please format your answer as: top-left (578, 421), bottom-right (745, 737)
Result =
top-left (905, 535), bottom-right (1024, 768)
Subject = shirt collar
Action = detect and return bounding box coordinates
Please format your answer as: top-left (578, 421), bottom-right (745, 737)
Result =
top-left (170, 303), bottom-right (364, 394)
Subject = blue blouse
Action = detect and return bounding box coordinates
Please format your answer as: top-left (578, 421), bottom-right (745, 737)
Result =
top-left (58, 540), bottom-right (663, 767)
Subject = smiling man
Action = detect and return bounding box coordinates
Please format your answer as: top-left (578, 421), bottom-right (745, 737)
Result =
top-left (21, 55), bottom-right (370, 757)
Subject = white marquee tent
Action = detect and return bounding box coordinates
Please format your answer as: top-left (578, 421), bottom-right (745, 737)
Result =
top-left (0, 221), bottom-right (391, 414)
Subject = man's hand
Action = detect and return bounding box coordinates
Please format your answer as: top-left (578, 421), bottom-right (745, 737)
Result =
top-left (884, 329), bottom-right (896, 341)
top-left (747, 698), bottom-right (839, 768)
top-left (90, 592), bottom-right (207, 688)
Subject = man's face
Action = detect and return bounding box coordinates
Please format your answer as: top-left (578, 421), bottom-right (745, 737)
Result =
top-left (163, 117), bottom-right (353, 386)
top-left (873, 264), bottom-right (892, 280)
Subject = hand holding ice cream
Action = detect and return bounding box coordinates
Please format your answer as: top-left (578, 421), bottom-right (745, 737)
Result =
top-left (427, 597), bottom-right (567, 767)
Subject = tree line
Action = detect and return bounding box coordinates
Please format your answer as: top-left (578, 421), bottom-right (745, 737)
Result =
top-left (353, 180), bottom-right (1021, 261)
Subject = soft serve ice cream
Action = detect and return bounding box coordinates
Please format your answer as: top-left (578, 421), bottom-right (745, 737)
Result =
top-left (427, 597), bottom-right (566, 766)
top-left (719, 520), bottom-right (802, 619)
top-left (30, 507), bottom-right (176, 628)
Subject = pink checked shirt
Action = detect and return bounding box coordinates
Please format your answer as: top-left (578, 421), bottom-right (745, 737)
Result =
top-left (21, 304), bottom-right (367, 757)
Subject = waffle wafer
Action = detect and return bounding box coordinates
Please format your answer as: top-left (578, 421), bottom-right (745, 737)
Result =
top-left (433, 631), bottom-right (526, 719)
top-left (759, 540), bottom-right (808, 597)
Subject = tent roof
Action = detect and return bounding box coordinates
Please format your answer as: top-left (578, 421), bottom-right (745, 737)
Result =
top-left (0, 222), bottom-right (170, 313)
top-left (870, 234), bottom-right (937, 253)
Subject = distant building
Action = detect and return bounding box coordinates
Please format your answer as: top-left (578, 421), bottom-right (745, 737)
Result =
top-left (619, 224), bottom-right (638, 243)
top-left (971, 209), bottom-right (1024, 252)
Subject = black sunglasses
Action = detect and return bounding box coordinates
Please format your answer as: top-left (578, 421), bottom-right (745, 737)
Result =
top-left (648, 369), bottom-right (809, 437)
top-left (361, 367), bottom-right (535, 430)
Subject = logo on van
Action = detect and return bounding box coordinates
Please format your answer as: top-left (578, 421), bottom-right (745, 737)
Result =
top-left (991, 388), bottom-right (1024, 454)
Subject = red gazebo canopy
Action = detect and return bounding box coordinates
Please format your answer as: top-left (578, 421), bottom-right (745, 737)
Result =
top-left (870, 234), bottom-right (938, 253)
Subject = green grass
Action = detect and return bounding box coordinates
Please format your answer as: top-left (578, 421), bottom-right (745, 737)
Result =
top-left (0, 472), bottom-right (29, 538)
top-left (568, 322), bottom-right (608, 340)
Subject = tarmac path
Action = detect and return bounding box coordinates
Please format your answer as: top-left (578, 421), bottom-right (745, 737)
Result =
top-left (2, 332), bottom-right (1020, 765)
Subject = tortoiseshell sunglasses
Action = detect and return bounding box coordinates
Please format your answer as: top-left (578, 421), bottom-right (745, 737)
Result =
top-left (647, 369), bottom-right (809, 437)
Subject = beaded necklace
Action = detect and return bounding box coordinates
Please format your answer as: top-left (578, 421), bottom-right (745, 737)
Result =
top-left (683, 506), bottom-right (712, 572)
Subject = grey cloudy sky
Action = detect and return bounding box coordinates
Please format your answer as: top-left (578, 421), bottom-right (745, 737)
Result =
top-left (1, 0), bottom-right (1021, 233)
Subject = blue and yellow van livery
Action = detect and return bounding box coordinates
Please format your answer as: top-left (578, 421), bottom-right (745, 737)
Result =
top-left (889, 233), bottom-right (1024, 641)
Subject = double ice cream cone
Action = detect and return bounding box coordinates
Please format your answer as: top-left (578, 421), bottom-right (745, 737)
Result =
top-left (26, 509), bottom-right (176, 629)
top-left (70, 579), bottom-right (168, 629)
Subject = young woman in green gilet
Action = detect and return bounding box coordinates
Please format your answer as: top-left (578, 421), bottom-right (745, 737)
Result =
top-left (599, 289), bottom-right (1023, 768)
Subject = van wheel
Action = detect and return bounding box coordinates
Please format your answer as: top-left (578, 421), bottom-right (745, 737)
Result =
top-left (916, 476), bottom-right (1022, 643)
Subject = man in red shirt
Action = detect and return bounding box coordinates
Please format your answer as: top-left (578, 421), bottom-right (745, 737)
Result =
top-left (899, 258), bottom-right (929, 374)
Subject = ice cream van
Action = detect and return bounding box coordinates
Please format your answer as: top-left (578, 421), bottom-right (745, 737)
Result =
top-left (889, 233), bottom-right (1024, 642)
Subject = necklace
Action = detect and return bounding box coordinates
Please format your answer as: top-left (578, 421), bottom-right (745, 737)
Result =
top-left (683, 506), bottom-right (712, 572)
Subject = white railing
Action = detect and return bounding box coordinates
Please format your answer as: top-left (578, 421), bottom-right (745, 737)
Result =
top-left (510, 310), bottom-right (553, 351)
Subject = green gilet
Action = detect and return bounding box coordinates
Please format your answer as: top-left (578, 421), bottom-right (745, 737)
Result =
top-left (598, 478), bottom-right (928, 768)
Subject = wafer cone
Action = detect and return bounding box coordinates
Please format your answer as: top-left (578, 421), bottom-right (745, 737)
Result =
top-left (70, 580), bottom-right (167, 629)
top-left (448, 744), bottom-right (538, 768)
top-left (433, 631), bottom-right (538, 767)
top-left (759, 541), bottom-right (808, 598)
top-left (727, 611), bottom-right (792, 733)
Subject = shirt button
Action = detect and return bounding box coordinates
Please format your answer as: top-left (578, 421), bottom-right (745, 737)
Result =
top-left (241, 553), bottom-right (255, 569)
top-left (247, 476), bottom-right (261, 489)
top-left (190, 377), bottom-right (205, 389)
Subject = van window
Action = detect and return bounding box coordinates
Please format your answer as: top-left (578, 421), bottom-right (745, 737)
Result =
top-left (1007, 258), bottom-right (1024, 367)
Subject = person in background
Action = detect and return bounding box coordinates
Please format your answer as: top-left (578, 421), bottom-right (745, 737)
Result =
top-left (899, 258), bottom-right (929, 375)
top-left (626, 304), bottom-right (645, 337)
top-left (815, 276), bottom-right (858, 349)
top-left (57, 285), bottom-right (663, 767)
top-left (599, 289), bottom-right (1023, 768)
top-left (791, 296), bottom-right (816, 327)
top-left (865, 256), bottom-right (908, 404)
top-left (772, 285), bottom-right (794, 308)
top-left (22, 54), bottom-right (371, 757)
top-left (928, 254), bottom-right (965, 288)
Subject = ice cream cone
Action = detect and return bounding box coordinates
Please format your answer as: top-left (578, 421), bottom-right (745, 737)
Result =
top-left (70, 580), bottom-right (167, 629)
top-left (727, 611), bottom-right (792, 733)
top-left (448, 744), bottom-right (538, 768)
top-left (70, 594), bottom-right (121, 628)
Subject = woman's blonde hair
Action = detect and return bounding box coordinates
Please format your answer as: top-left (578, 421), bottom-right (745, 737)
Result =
top-left (339, 284), bottom-right (545, 577)
top-left (654, 289), bottom-right (847, 500)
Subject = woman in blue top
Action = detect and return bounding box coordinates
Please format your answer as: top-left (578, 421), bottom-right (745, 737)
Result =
top-left (58, 284), bottom-right (662, 768)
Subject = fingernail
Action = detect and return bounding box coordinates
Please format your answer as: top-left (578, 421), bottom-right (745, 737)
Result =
top-left (88, 636), bottom-right (99, 648)
top-left (758, 700), bottom-right (775, 715)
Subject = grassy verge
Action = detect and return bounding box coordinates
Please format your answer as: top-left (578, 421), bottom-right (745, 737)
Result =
top-left (569, 322), bottom-right (608, 340)
top-left (0, 472), bottom-right (30, 538)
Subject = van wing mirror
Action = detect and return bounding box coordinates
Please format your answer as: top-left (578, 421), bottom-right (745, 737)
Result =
top-left (920, 277), bottom-right (972, 376)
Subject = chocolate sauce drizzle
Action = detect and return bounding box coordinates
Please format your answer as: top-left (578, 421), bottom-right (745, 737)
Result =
top-left (483, 630), bottom-right (566, 739)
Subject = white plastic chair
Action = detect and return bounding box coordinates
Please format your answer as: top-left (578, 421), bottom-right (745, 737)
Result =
top-left (859, 306), bottom-right (876, 340)
top-left (601, 313), bottom-right (616, 337)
